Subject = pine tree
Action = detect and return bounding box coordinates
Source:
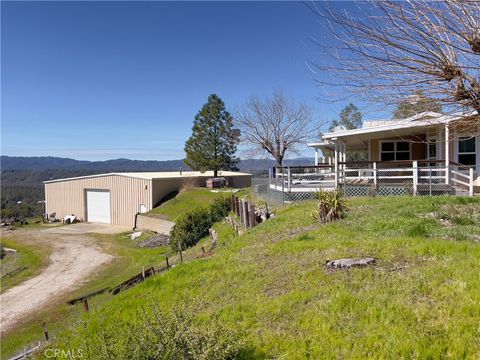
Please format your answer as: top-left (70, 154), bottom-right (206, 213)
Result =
top-left (329, 103), bottom-right (362, 131)
top-left (184, 94), bottom-right (240, 177)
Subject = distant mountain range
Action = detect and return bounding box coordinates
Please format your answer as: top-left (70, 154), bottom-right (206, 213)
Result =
top-left (1, 156), bottom-right (314, 173)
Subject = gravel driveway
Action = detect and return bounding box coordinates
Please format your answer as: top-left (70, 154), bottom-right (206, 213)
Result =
top-left (0, 223), bottom-right (129, 334)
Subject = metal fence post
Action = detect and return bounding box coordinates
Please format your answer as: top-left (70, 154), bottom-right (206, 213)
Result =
top-left (469, 167), bottom-right (474, 197)
top-left (287, 167), bottom-right (291, 192)
top-left (429, 165), bottom-right (432, 196)
top-left (373, 162), bottom-right (377, 186)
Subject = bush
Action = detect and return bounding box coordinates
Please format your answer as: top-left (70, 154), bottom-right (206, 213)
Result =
top-left (171, 196), bottom-right (231, 250)
top-left (58, 302), bottom-right (243, 360)
top-left (311, 189), bottom-right (347, 223)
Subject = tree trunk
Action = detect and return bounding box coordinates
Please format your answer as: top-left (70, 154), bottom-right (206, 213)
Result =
top-left (214, 169), bottom-right (218, 177)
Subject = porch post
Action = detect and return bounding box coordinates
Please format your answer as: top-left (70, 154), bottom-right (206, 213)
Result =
top-left (445, 124), bottom-right (450, 184)
top-left (413, 160), bottom-right (418, 196)
top-left (334, 142), bottom-right (339, 189)
top-left (314, 148), bottom-right (319, 166)
top-left (469, 168), bottom-right (474, 197)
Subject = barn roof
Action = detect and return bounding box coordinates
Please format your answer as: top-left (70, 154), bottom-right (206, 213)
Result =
top-left (44, 171), bottom-right (251, 184)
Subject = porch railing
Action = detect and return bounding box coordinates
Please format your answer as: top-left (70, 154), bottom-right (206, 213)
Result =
top-left (272, 160), bottom-right (477, 196)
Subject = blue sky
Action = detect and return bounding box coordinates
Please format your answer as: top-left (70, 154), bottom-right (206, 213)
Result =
top-left (2, 1), bottom-right (374, 161)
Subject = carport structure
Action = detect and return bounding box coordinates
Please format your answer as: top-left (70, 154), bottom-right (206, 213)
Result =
top-left (44, 171), bottom-right (252, 227)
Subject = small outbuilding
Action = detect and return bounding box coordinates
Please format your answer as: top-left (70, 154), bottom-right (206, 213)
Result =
top-left (44, 171), bottom-right (252, 228)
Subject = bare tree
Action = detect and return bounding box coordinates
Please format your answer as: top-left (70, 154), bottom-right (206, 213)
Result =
top-left (308, 1), bottom-right (480, 121)
top-left (235, 91), bottom-right (318, 166)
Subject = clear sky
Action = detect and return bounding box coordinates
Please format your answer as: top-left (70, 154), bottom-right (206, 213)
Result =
top-left (1, 1), bottom-right (374, 161)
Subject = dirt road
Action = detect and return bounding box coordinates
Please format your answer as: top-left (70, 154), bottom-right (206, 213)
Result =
top-left (0, 223), bottom-right (128, 334)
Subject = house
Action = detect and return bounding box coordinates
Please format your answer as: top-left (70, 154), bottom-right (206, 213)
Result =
top-left (271, 112), bottom-right (479, 198)
top-left (44, 171), bottom-right (252, 227)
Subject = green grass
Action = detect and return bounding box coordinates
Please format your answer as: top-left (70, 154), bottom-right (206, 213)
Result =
top-left (147, 187), bottom-right (230, 221)
top-left (0, 223), bottom-right (218, 360)
top-left (29, 196), bottom-right (480, 359)
top-left (0, 237), bottom-right (50, 293)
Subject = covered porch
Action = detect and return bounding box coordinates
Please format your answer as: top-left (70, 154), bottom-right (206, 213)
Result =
top-left (271, 114), bottom-right (479, 197)
top-left (270, 160), bottom-right (477, 197)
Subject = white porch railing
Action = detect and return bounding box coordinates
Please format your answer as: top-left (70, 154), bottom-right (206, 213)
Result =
top-left (272, 161), bottom-right (477, 196)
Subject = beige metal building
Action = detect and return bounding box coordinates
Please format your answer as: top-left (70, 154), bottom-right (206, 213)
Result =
top-left (44, 171), bottom-right (252, 227)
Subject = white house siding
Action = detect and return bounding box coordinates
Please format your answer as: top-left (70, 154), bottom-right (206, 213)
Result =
top-left (45, 175), bottom-right (151, 227)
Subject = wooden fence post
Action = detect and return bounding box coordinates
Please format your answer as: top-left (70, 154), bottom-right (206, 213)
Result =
top-left (239, 200), bottom-right (244, 225)
top-left (243, 201), bottom-right (249, 228)
top-left (42, 322), bottom-right (49, 341)
top-left (234, 197), bottom-right (240, 216)
top-left (179, 249), bottom-right (183, 262)
top-left (249, 203), bottom-right (256, 227)
top-left (166, 256), bottom-right (170, 268)
top-left (83, 299), bottom-right (89, 312)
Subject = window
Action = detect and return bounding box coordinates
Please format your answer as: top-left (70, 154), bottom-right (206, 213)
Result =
top-left (380, 141), bottom-right (410, 161)
top-left (458, 137), bottom-right (476, 165)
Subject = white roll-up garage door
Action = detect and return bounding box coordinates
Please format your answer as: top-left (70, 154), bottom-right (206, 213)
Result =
top-left (86, 190), bottom-right (111, 224)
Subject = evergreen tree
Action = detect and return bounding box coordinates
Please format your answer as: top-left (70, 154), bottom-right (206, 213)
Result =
top-left (329, 103), bottom-right (362, 131)
top-left (184, 94), bottom-right (240, 177)
top-left (393, 91), bottom-right (443, 119)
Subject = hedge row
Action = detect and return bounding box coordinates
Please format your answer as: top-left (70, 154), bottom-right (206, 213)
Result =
top-left (170, 196), bottom-right (231, 251)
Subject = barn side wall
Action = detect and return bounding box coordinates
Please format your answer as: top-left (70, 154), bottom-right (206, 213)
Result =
top-left (45, 175), bottom-right (151, 227)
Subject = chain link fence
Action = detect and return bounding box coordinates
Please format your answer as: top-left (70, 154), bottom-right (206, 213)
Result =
top-left (251, 162), bottom-right (478, 204)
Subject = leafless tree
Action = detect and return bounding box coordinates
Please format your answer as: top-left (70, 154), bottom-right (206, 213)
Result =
top-left (235, 91), bottom-right (319, 166)
top-left (308, 0), bottom-right (480, 123)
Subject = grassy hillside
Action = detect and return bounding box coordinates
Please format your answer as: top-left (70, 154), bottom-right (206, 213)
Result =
top-left (0, 237), bottom-right (51, 293)
top-left (147, 188), bottom-right (230, 221)
top-left (36, 196), bottom-right (480, 359)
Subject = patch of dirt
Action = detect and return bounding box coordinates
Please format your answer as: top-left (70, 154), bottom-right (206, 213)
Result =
top-left (0, 225), bottom-right (117, 335)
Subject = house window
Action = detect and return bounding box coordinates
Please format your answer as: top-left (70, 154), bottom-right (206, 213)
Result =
top-left (458, 137), bottom-right (476, 165)
top-left (380, 141), bottom-right (410, 161)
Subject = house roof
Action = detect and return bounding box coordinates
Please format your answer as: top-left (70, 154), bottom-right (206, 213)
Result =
top-left (322, 112), bottom-right (450, 140)
top-left (308, 111), bottom-right (476, 149)
top-left (44, 170), bottom-right (252, 184)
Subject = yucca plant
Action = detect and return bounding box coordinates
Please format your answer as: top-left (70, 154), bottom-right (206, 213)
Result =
top-left (312, 189), bottom-right (347, 223)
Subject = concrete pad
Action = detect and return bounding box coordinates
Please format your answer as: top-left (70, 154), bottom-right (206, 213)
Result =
top-left (42, 222), bottom-right (130, 235)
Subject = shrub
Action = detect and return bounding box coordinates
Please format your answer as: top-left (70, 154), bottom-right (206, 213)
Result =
top-left (311, 189), bottom-right (347, 223)
top-left (209, 197), bottom-right (231, 223)
top-left (60, 302), bottom-right (243, 360)
top-left (171, 196), bottom-right (231, 251)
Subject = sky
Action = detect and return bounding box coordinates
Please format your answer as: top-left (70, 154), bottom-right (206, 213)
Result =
top-left (1, 1), bottom-right (375, 161)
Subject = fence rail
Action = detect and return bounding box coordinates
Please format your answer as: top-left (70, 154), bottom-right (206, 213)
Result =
top-left (252, 160), bottom-right (478, 202)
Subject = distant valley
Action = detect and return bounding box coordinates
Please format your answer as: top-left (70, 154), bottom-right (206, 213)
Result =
top-left (0, 155), bottom-right (313, 219)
